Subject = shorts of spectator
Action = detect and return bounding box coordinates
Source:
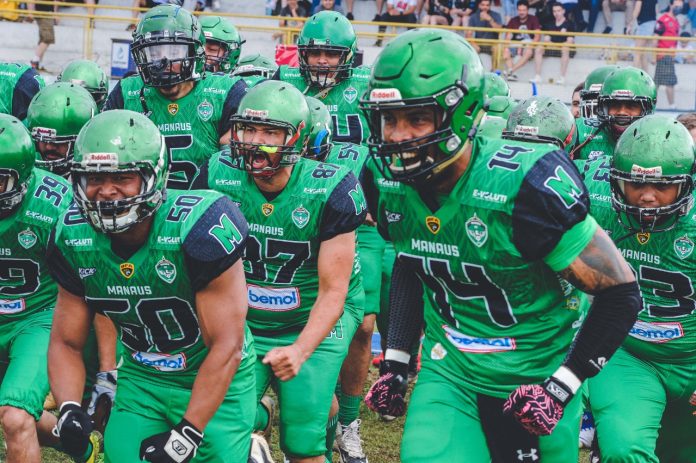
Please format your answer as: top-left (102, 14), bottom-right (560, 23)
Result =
top-left (450, 0), bottom-right (474, 26)
top-left (374, 0), bottom-right (418, 45)
top-left (421, 0), bottom-right (453, 25)
top-left (654, 55), bottom-right (678, 86)
top-left (36, 17), bottom-right (55, 45)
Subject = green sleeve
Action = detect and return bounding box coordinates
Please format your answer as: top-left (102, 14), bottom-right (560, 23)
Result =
top-left (544, 214), bottom-right (598, 272)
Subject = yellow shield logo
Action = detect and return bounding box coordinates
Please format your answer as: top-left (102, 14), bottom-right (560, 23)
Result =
top-left (120, 262), bottom-right (135, 279)
top-left (425, 216), bottom-right (441, 234)
top-left (167, 103), bottom-right (179, 116)
top-left (261, 203), bottom-right (274, 217)
top-left (636, 232), bottom-right (650, 245)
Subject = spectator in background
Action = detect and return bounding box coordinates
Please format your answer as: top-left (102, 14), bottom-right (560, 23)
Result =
top-left (677, 112), bottom-right (696, 139)
top-left (541, 1), bottom-right (574, 84)
top-left (572, 81), bottom-right (584, 117)
top-left (687, 0), bottom-right (696, 31)
top-left (629, 0), bottom-right (658, 71)
top-left (450, 0), bottom-right (475, 25)
top-left (502, 0), bottom-right (517, 22)
top-left (562, 0), bottom-right (587, 30)
top-left (421, 0), bottom-right (453, 24)
top-left (466, 0), bottom-right (503, 58)
top-left (675, 31), bottom-right (695, 62)
top-left (26, 0), bottom-right (64, 70)
top-left (599, 0), bottom-right (634, 33)
top-left (374, 0), bottom-right (418, 46)
top-left (273, 0), bottom-right (307, 41)
top-left (313, 0), bottom-right (345, 14)
top-left (654, 0), bottom-right (681, 108)
top-left (503, 0), bottom-right (543, 81)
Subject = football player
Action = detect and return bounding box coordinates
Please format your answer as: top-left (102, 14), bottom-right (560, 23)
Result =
top-left (57, 60), bottom-right (109, 111)
top-left (193, 81), bottom-right (366, 463)
top-left (103, 5), bottom-right (247, 189)
top-left (231, 53), bottom-right (277, 88)
top-left (572, 67), bottom-right (656, 160)
top-left (581, 115), bottom-right (696, 462)
top-left (0, 114), bottom-right (79, 462)
top-left (502, 96), bottom-right (577, 153)
top-left (578, 65), bottom-right (620, 120)
top-left (199, 16), bottom-right (244, 74)
top-left (275, 11), bottom-right (370, 146)
top-left (26, 83), bottom-right (97, 178)
top-left (361, 29), bottom-right (641, 462)
top-left (47, 110), bottom-right (256, 462)
top-left (0, 62), bottom-right (45, 122)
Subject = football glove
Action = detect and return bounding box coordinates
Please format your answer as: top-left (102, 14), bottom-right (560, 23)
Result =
top-left (139, 419), bottom-right (203, 463)
top-left (87, 370), bottom-right (117, 415)
top-left (503, 376), bottom-right (575, 436)
top-left (689, 390), bottom-right (696, 415)
top-left (52, 401), bottom-right (94, 457)
top-left (365, 359), bottom-right (409, 418)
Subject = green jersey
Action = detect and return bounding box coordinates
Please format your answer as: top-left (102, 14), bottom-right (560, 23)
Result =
top-left (475, 115), bottom-right (507, 143)
top-left (47, 189), bottom-right (253, 387)
top-left (0, 62), bottom-right (45, 121)
top-left (372, 138), bottom-right (597, 397)
top-left (277, 65), bottom-right (371, 145)
top-left (582, 157), bottom-right (696, 363)
top-left (194, 152), bottom-right (367, 333)
top-left (574, 117), bottom-right (615, 160)
top-left (0, 170), bottom-right (71, 321)
top-left (102, 74), bottom-right (247, 189)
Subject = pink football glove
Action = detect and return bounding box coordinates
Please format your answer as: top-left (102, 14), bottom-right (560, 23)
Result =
top-left (503, 378), bottom-right (574, 436)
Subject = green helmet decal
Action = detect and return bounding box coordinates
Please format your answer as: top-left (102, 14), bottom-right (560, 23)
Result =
top-left (305, 96), bottom-right (333, 161)
top-left (199, 15), bottom-right (244, 73)
top-left (231, 53), bottom-right (277, 78)
top-left (360, 29), bottom-right (485, 185)
top-left (503, 96), bottom-right (576, 149)
top-left (597, 66), bottom-right (656, 139)
top-left (483, 72), bottom-right (510, 99)
top-left (0, 113), bottom-right (35, 214)
top-left (230, 80), bottom-right (311, 177)
top-left (611, 115), bottom-right (695, 233)
top-left (57, 59), bottom-right (108, 108)
top-left (72, 110), bottom-right (168, 233)
top-left (131, 5), bottom-right (206, 87)
top-left (297, 11), bottom-right (357, 88)
top-left (26, 82), bottom-right (97, 177)
top-left (580, 64), bottom-right (621, 118)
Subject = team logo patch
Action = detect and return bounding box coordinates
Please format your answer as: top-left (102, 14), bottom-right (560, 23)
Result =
top-left (197, 99), bottom-right (213, 121)
top-left (674, 234), bottom-right (694, 259)
top-left (155, 257), bottom-right (176, 284)
top-left (167, 103), bottom-right (179, 116)
top-left (425, 216), bottom-right (440, 234)
top-left (343, 86), bottom-right (358, 104)
top-left (291, 205), bottom-right (310, 229)
top-left (262, 203), bottom-right (274, 217)
top-left (120, 262), bottom-right (135, 279)
top-left (636, 232), bottom-right (650, 245)
top-left (17, 228), bottom-right (37, 249)
top-left (430, 342), bottom-right (447, 360)
top-left (466, 214), bottom-right (488, 247)
top-left (526, 100), bottom-right (538, 116)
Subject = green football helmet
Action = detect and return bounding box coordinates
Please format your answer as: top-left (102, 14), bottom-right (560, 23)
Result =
top-left (199, 16), bottom-right (244, 73)
top-left (360, 29), bottom-right (485, 185)
top-left (230, 80), bottom-right (311, 178)
top-left (306, 96), bottom-right (333, 161)
top-left (484, 72), bottom-right (510, 99)
top-left (580, 65), bottom-right (621, 119)
top-left (57, 59), bottom-right (109, 109)
top-left (26, 82), bottom-right (97, 177)
top-left (503, 96), bottom-right (576, 149)
top-left (72, 110), bottom-right (168, 234)
top-left (597, 67), bottom-right (656, 139)
top-left (231, 53), bottom-right (277, 79)
top-left (611, 115), bottom-right (695, 233)
top-left (297, 11), bottom-right (357, 88)
top-left (0, 114), bottom-right (35, 215)
top-left (131, 5), bottom-right (206, 87)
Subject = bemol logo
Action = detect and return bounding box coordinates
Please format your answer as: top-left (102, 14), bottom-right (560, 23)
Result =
top-left (629, 320), bottom-right (684, 343)
top-left (132, 351), bottom-right (187, 371)
top-left (247, 285), bottom-right (301, 311)
top-left (0, 299), bottom-right (25, 314)
top-left (442, 325), bottom-right (516, 353)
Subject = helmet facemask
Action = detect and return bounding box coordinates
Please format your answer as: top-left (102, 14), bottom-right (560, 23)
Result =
top-left (597, 94), bottom-right (654, 139)
top-left (31, 127), bottom-right (75, 177)
top-left (298, 43), bottom-right (353, 89)
top-left (203, 38), bottom-right (239, 73)
top-left (131, 32), bottom-right (204, 87)
top-left (0, 169), bottom-right (28, 216)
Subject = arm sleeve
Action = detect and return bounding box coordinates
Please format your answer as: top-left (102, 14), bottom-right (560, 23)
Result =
top-left (45, 227), bottom-right (85, 297)
top-left (319, 173), bottom-right (368, 241)
top-left (183, 196), bottom-right (249, 292)
top-left (218, 78), bottom-right (248, 136)
top-left (512, 149), bottom-right (592, 264)
top-left (654, 18), bottom-right (665, 35)
top-left (386, 256), bottom-right (425, 352)
top-left (189, 160), bottom-right (210, 190)
top-left (102, 81), bottom-right (124, 111)
top-left (12, 69), bottom-right (42, 121)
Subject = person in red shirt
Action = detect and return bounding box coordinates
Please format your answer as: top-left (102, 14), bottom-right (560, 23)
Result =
top-left (503, 0), bottom-right (543, 82)
top-left (654, 0), bottom-right (681, 108)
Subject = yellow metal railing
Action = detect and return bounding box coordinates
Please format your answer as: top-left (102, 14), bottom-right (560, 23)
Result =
top-left (1, 0), bottom-right (694, 66)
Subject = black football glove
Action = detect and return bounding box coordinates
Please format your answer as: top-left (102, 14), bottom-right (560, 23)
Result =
top-left (139, 419), bottom-right (203, 463)
top-left (53, 401), bottom-right (94, 457)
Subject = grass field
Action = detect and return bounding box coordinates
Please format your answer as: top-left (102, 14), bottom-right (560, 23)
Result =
top-left (0, 366), bottom-right (590, 463)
